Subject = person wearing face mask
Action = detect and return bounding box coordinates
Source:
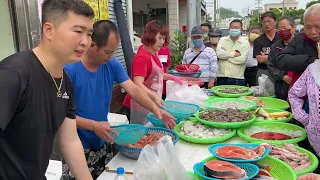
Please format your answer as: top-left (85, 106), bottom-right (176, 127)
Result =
top-left (216, 19), bottom-right (250, 86)
top-left (267, 17), bottom-right (295, 100)
top-left (245, 26), bottom-right (261, 87)
top-left (205, 28), bottom-right (222, 50)
top-left (201, 23), bottom-right (212, 43)
top-left (183, 26), bottom-right (218, 89)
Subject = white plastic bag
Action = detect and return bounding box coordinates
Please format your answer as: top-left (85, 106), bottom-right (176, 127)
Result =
top-left (165, 81), bottom-right (209, 108)
top-left (133, 136), bottom-right (191, 180)
top-left (251, 74), bottom-right (275, 97)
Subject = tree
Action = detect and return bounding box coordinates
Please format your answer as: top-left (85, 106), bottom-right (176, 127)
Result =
top-left (170, 31), bottom-right (186, 70)
top-left (271, 8), bottom-right (281, 20)
top-left (249, 16), bottom-right (261, 27)
top-left (220, 7), bottom-right (242, 19)
top-left (301, 0), bottom-right (320, 24)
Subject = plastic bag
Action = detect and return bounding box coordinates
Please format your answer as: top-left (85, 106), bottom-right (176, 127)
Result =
top-left (165, 81), bottom-right (209, 108)
top-left (133, 136), bottom-right (191, 180)
top-left (251, 74), bottom-right (275, 97)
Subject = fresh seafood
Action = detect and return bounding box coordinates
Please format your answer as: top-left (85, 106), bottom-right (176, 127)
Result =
top-left (244, 126), bottom-right (303, 139)
top-left (180, 121), bottom-right (231, 138)
top-left (216, 145), bottom-right (266, 160)
top-left (253, 108), bottom-right (290, 120)
top-left (204, 160), bottom-right (247, 179)
top-left (243, 96), bottom-right (265, 107)
top-left (265, 143), bottom-right (312, 171)
top-left (200, 109), bottom-right (252, 122)
top-left (251, 132), bottom-right (292, 140)
top-left (211, 101), bottom-right (253, 109)
top-left (252, 164), bottom-right (276, 180)
top-left (217, 88), bottom-right (249, 94)
top-left (124, 132), bottom-right (174, 148)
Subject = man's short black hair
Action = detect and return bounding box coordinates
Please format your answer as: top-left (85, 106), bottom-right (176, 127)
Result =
top-left (201, 23), bottom-right (212, 30)
top-left (260, 11), bottom-right (277, 21)
top-left (41, 0), bottom-right (94, 27)
top-left (230, 19), bottom-right (243, 27)
top-left (92, 20), bottom-right (120, 48)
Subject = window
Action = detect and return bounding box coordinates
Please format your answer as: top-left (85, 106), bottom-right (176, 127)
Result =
top-left (294, 7), bottom-right (296, 9)
top-left (289, 7), bottom-right (292, 10)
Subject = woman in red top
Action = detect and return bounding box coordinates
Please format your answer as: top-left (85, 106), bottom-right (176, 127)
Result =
top-left (124, 20), bottom-right (181, 124)
top-left (138, 45), bottom-right (172, 100)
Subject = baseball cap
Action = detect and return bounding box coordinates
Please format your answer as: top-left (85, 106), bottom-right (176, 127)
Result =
top-left (209, 28), bottom-right (222, 37)
top-left (191, 26), bottom-right (204, 36)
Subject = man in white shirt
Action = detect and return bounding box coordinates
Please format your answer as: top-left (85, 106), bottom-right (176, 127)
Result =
top-left (216, 19), bottom-right (250, 86)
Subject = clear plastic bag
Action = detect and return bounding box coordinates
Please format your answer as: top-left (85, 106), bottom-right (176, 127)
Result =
top-left (165, 81), bottom-right (209, 108)
top-left (251, 74), bottom-right (275, 97)
top-left (133, 136), bottom-right (191, 180)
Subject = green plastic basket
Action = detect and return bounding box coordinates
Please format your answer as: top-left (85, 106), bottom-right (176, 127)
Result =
top-left (194, 156), bottom-right (296, 180)
top-left (173, 121), bottom-right (236, 144)
top-left (251, 108), bottom-right (292, 123)
top-left (211, 85), bottom-right (253, 98)
top-left (258, 97), bottom-right (290, 110)
top-left (237, 122), bottom-right (307, 144)
top-left (205, 98), bottom-right (257, 111)
top-left (269, 144), bottom-right (319, 176)
top-left (195, 112), bottom-right (256, 129)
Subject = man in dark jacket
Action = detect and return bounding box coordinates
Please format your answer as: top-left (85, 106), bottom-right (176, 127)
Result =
top-left (277, 4), bottom-right (320, 75)
top-left (267, 17), bottom-right (295, 100)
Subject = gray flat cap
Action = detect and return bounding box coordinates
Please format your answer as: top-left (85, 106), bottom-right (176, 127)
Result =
top-left (191, 26), bottom-right (204, 36)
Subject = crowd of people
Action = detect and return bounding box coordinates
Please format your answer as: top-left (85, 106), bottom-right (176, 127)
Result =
top-left (0, 0), bottom-right (319, 179)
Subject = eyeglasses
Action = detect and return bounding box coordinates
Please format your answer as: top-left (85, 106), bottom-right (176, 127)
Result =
top-left (262, 20), bottom-right (275, 25)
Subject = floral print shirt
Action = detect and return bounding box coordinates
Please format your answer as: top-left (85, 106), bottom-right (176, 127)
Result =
top-left (288, 61), bottom-right (320, 156)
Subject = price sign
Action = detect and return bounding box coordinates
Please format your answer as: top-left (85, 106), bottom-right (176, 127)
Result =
top-left (99, 0), bottom-right (109, 20)
top-left (83, 0), bottom-right (100, 22)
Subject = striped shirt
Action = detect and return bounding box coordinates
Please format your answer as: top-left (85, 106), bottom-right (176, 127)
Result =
top-left (182, 45), bottom-right (218, 82)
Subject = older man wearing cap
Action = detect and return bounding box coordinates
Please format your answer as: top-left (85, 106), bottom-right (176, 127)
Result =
top-left (183, 26), bottom-right (218, 89)
top-left (205, 28), bottom-right (222, 50)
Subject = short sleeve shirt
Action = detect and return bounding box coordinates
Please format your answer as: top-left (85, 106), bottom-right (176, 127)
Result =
top-left (64, 58), bottom-right (129, 150)
top-left (0, 50), bottom-right (75, 179)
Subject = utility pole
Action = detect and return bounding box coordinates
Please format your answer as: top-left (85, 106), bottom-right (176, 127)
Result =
top-left (255, 0), bottom-right (262, 22)
top-left (282, 0), bottom-right (285, 16)
top-left (214, 0), bottom-right (217, 27)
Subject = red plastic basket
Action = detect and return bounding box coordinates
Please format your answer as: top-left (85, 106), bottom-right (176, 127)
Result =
top-left (175, 64), bottom-right (200, 73)
top-left (181, 77), bottom-right (204, 87)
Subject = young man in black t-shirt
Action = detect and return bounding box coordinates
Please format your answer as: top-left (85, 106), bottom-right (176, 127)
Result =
top-left (253, 11), bottom-right (281, 81)
top-left (0, 0), bottom-right (94, 179)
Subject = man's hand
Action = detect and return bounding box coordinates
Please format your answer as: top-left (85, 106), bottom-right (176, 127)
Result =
top-left (283, 75), bottom-right (292, 85)
top-left (234, 51), bottom-right (241, 57)
top-left (93, 121), bottom-right (118, 143)
top-left (298, 173), bottom-right (320, 180)
top-left (208, 80), bottom-right (215, 89)
top-left (153, 108), bottom-right (176, 129)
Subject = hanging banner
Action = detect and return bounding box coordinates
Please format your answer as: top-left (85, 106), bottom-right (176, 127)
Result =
top-left (99, 0), bottom-right (109, 20)
top-left (83, 0), bottom-right (100, 22)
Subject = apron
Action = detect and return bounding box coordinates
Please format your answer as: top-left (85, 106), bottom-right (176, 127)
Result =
top-left (130, 53), bottom-right (164, 125)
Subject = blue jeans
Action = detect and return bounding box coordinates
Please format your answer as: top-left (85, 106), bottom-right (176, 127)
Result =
top-left (217, 77), bottom-right (245, 86)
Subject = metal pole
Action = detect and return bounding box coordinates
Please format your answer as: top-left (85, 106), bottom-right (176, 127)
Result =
top-left (214, 0), bottom-right (217, 27)
top-left (126, 0), bottom-right (134, 51)
top-left (196, 0), bottom-right (201, 25)
top-left (282, 0), bottom-right (285, 16)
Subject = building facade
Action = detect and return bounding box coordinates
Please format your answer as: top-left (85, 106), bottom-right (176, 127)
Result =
top-left (264, 0), bottom-right (298, 12)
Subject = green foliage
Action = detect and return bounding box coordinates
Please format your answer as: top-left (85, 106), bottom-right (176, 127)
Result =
top-left (170, 31), bottom-right (186, 70)
top-left (271, 8), bottom-right (281, 20)
top-left (220, 7), bottom-right (242, 19)
top-left (285, 9), bottom-right (305, 19)
top-left (301, 0), bottom-right (320, 24)
top-left (306, 0), bottom-right (320, 8)
top-left (249, 16), bottom-right (261, 27)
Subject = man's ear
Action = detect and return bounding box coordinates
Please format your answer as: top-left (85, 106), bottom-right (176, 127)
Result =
top-left (42, 22), bottom-right (55, 41)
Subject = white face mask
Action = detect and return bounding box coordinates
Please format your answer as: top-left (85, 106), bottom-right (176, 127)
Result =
top-left (210, 37), bottom-right (220, 45)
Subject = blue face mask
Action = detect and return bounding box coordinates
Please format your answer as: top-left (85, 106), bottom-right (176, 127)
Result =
top-left (192, 39), bottom-right (203, 47)
top-left (229, 29), bottom-right (241, 37)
